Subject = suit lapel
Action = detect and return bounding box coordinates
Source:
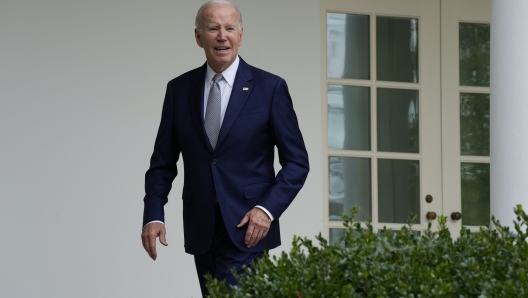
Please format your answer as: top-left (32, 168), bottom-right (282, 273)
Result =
top-left (216, 58), bottom-right (253, 148)
top-left (189, 63), bottom-right (213, 151)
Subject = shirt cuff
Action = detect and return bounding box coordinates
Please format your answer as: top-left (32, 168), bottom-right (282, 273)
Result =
top-left (255, 205), bottom-right (274, 221)
top-left (143, 220), bottom-right (165, 229)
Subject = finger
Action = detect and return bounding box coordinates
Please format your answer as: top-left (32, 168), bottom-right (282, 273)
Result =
top-left (249, 228), bottom-right (264, 247)
top-left (159, 230), bottom-right (168, 246)
top-left (237, 214), bottom-right (249, 228)
top-left (248, 232), bottom-right (257, 247)
top-left (244, 226), bottom-right (255, 246)
top-left (262, 227), bottom-right (269, 239)
top-left (141, 234), bottom-right (148, 252)
top-left (148, 236), bottom-right (157, 260)
top-left (141, 233), bottom-right (152, 255)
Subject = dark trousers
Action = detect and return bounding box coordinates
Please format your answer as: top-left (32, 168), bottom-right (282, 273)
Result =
top-left (194, 205), bottom-right (264, 297)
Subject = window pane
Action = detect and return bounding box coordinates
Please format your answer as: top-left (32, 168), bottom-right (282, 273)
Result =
top-left (378, 229), bottom-right (421, 236)
top-left (377, 17), bottom-right (419, 83)
top-left (328, 85), bottom-right (370, 151)
top-left (329, 228), bottom-right (346, 244)
top-left (378, 159), bottom-right (420, 224)
top-left (459, 23), bottom-right (490, 87)
top-left (329, 156), bottom-right (371, 221)
top-left (327, 13), bottom-right (370, 79)
top-left (377, 88), bottom-right (419, 153)
top-left (460, 93), bottom-right (490, 156)
top-left (461, 163), bottom-right (490, 226)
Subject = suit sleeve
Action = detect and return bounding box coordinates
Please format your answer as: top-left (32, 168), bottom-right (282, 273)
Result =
top-left (256, 78), bottom-right (309, 219)
top-left (142, 82), bottom-right (180, 227)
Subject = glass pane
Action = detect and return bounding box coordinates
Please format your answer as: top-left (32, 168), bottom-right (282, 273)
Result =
top-left (327, 13), bottom-right (370, 79)
top-left (459, 23), bottom-right (490, 87)
top-left (328, 85), bottom-right (370, 151)
top-left (329, 156), bottom-right (371, 221)
top-left (377, 17), bottom-right (419, 83)
top-left (377, 88), bottom-right (419, 153)
top-left (461, 163), bottom-right (490, 226)
top-left (378, 229), bottom-right (421, 236)
top-left (460, 93), bottom-right (490, 156)
top-left (329, 228), bottom-right (345, 244)
top-left (378, 159), bottom-right (420, 224)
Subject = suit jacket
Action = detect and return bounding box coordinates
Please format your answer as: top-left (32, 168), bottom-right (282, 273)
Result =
top-left (143, 57), bottom-right (309, 254)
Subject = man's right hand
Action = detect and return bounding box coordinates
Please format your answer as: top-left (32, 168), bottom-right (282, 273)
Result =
top-left (141, 222), bottom-right (168, 260)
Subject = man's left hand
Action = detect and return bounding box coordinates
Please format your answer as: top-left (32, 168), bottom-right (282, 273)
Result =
top-left (237, 208), bottom-right (271, 248)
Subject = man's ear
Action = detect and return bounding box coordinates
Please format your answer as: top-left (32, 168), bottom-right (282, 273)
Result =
top-left (239, 28), bottom-right (243, 46)
top-left (195, 29), bottom-right (203, 48)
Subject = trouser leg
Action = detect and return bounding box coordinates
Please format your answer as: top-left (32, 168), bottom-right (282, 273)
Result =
top-left (193, 204), bottom-right (265, 297)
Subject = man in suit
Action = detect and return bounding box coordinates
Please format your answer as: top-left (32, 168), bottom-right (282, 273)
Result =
top-left (141, 0), bottom-right (309, 295)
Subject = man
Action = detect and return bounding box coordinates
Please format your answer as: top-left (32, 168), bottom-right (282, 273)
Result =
top-left (141, 0), bottom-right (309, 295)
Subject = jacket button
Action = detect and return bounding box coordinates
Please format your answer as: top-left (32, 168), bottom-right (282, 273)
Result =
top-left (212, 159), bottom-right (217, 165)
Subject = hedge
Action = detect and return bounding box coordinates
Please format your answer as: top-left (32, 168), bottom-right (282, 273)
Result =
top-left (206, 205), bottom-right (528, 297)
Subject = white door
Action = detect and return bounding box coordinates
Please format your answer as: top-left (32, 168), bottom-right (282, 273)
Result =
top-left (441, 0), bottom-right (491, 236)
top-left (322, 0), bottom-right (491, 240)
top-left (322, 0), bottom-right (443, 240)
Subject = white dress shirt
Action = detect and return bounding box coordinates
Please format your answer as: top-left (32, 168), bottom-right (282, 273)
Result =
top-left (144, 57), bottom-right (273, 229)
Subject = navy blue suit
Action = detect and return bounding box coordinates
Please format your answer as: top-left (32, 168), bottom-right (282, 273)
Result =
top-left (143, 57), bottom-right (309, 255)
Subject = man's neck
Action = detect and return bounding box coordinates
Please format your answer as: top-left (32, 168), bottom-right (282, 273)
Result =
top-left (207, 56), bottom-right (239, 74)
top-left (206, 56), bottom-right (240, 86)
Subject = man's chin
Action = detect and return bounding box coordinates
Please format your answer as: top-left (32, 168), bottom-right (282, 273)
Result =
top-left (209, 57), bottom-right (235, 72)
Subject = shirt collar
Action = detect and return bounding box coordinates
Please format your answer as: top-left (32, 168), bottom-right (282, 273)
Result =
top-left (205, 56), bottom-right (239, 87)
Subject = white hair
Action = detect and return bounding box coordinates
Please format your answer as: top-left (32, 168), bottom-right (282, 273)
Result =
top-left (195, 0), bottom-right (243, 30)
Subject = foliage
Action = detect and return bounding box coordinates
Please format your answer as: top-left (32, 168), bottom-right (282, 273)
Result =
top-left (206, 205), bottom-right (528, 297)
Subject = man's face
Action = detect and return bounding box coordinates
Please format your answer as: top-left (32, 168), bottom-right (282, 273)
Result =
top-left (195, 5), bottom-right (243, 73)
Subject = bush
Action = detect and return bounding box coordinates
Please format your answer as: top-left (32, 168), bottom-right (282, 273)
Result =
top-left (206, 205), bottom-right (528, 297)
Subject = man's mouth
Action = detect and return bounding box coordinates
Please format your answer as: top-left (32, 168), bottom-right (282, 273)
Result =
top-left (214, 47), bottom-right (230, 52)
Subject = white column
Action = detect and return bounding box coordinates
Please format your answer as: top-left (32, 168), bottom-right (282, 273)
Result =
top-left (490, 0), bottom-right (528, 227)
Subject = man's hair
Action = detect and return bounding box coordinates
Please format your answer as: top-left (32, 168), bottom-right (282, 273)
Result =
top-left (195, 0), bottom-right (243, 31)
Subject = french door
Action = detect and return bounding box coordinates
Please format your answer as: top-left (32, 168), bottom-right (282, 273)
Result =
top-left (441, 0), bottom-right (491, 235)
top-left (322, 0), bottom-right (491, 240)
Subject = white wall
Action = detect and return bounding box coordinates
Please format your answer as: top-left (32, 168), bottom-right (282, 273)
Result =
top-left (0, 0), bottom-right (322, 297)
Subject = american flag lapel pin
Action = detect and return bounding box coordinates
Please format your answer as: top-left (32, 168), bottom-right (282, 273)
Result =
top-left (243, 87), bottom-right (249, 91)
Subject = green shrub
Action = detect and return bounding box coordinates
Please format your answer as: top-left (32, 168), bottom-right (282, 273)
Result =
top-left (206, 205), bottom-right (528, 297)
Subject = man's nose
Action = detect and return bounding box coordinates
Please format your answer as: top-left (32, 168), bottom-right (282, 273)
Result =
top-left (216, 29), bottom-right (227, 40)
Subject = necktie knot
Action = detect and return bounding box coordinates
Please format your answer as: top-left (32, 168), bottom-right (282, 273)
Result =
top-left (212, 73), bottom-right (223, 85)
